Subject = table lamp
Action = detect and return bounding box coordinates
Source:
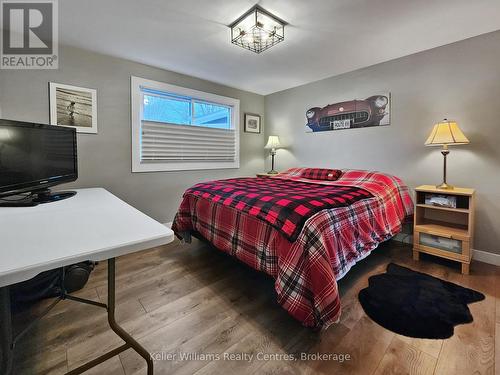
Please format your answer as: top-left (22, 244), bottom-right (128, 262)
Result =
top-left (265, 135), bottom-right (281, 174)
top-left (425, 119), bottom-right (469, 189)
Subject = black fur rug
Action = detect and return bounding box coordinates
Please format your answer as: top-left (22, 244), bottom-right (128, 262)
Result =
top-left (358, 263), bottom-right (485, 339)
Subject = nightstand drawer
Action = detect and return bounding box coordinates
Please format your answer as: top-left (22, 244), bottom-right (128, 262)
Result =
top-left (414, 231), bottom-right (470, 261)
top-left (419, 232), bottom-right (463, 254)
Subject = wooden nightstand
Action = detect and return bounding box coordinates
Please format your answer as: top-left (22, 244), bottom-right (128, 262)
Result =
top-left (413, 185), bottom-right (475, 274)
top-left (256, 173), bottom-right (280, 177)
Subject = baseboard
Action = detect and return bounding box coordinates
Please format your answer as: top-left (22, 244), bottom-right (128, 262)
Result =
top-left (472, 249), bottom-right (500, 266)
top-left (392, 234), bottom-right (500, 266)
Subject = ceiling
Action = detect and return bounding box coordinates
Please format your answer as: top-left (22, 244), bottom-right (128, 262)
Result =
top-left (59, 0), bottom-right (500, 95)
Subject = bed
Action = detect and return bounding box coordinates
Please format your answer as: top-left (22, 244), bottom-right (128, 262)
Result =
top-left (172, 168), bottom-right (413, 329)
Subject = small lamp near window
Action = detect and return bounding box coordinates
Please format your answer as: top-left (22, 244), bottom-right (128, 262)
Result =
top-left (425, 119), bottom-right (470, 190)
top-left (264, 135), bottom-right (281, 174)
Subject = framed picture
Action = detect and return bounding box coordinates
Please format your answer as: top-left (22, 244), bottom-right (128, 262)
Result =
top-left (305, 93), bottom-right (391, 133)
top-left (49, 82), bottom-right (98, 134)
top-left (244, 113), bottom-right (261, 133)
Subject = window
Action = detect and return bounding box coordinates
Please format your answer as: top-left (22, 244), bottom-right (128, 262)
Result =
top-left (131, 76), bottom-right (240, 172)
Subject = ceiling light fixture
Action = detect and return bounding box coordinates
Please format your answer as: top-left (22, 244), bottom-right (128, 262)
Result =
top-left (229, 5), bottom-right (286, 54)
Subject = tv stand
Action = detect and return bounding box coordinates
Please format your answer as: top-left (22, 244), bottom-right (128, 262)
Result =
top-left (32, 189), bottom-right (77, 204)
top-left (0, 189), bottom-right (77, 207)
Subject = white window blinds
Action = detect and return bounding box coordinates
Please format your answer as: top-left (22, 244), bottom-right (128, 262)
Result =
top-left (140, 121), bottom-right (236, 162)
top-left (131, 77), bottom-right (240, 172)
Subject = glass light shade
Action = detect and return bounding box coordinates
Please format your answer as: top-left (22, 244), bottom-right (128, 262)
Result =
top-left (230, 5), bottom-right (286, 54)
top-left (425, 119), bottom-right (470, 146)
top-left (265, 135), bottom-right (281, 149)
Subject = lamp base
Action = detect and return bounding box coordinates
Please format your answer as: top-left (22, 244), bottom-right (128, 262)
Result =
top-left (267, 170), bottom-right (279, 175)
top-left (436, 146), bottom-right (453, 190)
top-left (436, 182), bottom-right (454, 190)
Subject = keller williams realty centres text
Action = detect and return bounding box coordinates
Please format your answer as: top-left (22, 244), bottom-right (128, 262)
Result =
top-left (150, 352), bottom-right (352, 363)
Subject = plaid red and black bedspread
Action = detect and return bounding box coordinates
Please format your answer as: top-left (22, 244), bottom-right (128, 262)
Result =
top-left (172, 169), bottom-right (414, 329)
top-left (183, 177), bottom-right (372, 241)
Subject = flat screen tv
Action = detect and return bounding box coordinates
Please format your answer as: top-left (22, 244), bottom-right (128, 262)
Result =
top-left (0, 119), bottom-right (78, 205)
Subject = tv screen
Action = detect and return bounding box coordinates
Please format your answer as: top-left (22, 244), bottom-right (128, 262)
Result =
top-left (0, 119), bottom-right (77, 197)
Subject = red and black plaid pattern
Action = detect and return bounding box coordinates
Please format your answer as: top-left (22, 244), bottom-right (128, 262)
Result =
top-left (173, 169), bottom-right (414, 329)
top-left (301, 168), bottom-right (342, 181)
top-left (185, 177), bottom-right (372, 241)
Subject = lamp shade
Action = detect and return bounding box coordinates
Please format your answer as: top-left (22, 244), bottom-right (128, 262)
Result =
top-left (265, 135), bottom-right (281, 149)
top-left (425, 119), bottom-right (470, 146)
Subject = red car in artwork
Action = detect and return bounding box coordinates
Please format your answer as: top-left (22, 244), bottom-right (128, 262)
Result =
top-left (306, 95), bottom-right (389, 132)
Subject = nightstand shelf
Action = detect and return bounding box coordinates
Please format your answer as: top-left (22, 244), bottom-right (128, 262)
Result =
top-left (413, 185), bottom-right (475, 274)
top-left (415, 204), bottom-right (470, 214)
top-left (415, 220), bottom-right (469, 238)
top-left (256, 173), bottom-right (280, 177)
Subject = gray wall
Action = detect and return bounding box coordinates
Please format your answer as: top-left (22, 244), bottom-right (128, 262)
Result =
top-left (0, 46), bottom-right (266, 223)
top-left (2, 32), bottom-right (499, 255)
top-left (265, 30), bottom-right (500, 254)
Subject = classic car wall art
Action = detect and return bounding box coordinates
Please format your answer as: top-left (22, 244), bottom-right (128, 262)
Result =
top-left (305, 93), bottom-right (390, 133)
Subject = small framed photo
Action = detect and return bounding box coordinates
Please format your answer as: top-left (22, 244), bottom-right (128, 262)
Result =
top-left (49, 82), bottom-right (98, 134)
top-left (244, 113), bottom-right (261, 134)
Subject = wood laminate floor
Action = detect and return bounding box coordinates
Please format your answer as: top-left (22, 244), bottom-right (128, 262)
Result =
top-left (12, 239), bottom-right (500, 375)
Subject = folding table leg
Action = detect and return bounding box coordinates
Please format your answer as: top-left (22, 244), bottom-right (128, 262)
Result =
top-left (0, 286), bottom-right (13, 375)
top-left (1, 259), bottom-right (154, 375)
top-left (66, 258), bottom-right (153, 375)
top-left (107, 258), bottom-right (153, 375)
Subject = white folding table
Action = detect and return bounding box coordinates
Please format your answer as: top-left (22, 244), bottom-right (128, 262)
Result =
top-left (0, 188), bottom-right (174, 374)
